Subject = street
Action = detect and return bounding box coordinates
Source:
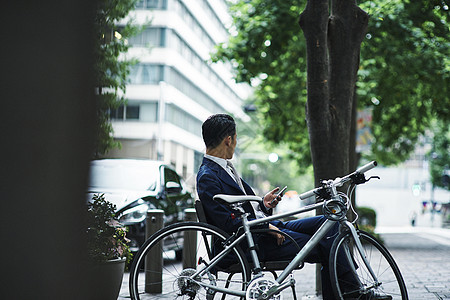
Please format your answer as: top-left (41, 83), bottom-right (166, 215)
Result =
top-left (118, 227), bottom-right (450, 299)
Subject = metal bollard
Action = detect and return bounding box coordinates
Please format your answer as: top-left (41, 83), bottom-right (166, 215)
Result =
top-left (145, 209), bottom-right (164, 293)
top-left (183, 208), bottom-right (197, 269)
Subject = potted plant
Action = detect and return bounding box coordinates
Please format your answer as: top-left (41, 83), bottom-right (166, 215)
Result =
top-left (86, 193), bottom-right (132, 300)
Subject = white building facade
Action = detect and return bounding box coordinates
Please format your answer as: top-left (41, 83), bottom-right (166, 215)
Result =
top-left (107, 0), bottom-right (250, 190)
top-left (357, 141), bottom-right (449, 228)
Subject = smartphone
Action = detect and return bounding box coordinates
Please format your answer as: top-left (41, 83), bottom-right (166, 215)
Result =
top-left (271, 186), bottom-right (287, 205)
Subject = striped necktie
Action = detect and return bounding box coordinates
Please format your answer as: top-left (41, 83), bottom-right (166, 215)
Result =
top-left (227, 161), bottom-right (246, 194)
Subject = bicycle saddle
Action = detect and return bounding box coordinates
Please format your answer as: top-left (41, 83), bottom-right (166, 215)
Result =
top-left (213, 194), bottom-right (261, 204)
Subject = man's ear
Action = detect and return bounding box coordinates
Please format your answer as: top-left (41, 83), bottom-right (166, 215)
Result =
top-left (224, 135), bottom-right (231, 146)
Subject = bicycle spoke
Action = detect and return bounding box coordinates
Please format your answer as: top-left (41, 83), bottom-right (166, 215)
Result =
top-left (129, 222), bottom-right (250, 300)
top-left (330, 230), bottom-right (408, 300)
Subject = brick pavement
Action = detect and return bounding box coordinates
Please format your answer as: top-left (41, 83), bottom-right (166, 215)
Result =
top-left (118, 227), bottom-right (450, 299)
top-left (380, 229), bottom-right (450, 300)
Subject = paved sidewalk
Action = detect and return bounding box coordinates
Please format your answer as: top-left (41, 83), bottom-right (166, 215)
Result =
top-left (378, 227), bottom-right (450, 299)
top-left (118, 226), bottom-right (450, 299)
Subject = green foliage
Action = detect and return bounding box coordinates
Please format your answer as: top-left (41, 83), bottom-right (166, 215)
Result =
top-left (357, 0), bottom-right (450, 165)
top-left (212, 1), bottom-right (311, 170)
top-left (214, 0), bottom-right (449, 171)
top-left (93, 0), bottom-right (140, 157)
top-left (235, 112), bottom-right (314, 194)
top-left (357, 206), bottom-right (377, 227)
top-left (356, 206), bottom-right (384, 243)
top-left (427, 120), bottom-right (450, 190)
top-left (86, 194), bottom-right (132, 263)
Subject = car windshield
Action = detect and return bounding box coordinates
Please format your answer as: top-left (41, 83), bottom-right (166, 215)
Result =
top-left (89, 162), bottom-right (159, 191)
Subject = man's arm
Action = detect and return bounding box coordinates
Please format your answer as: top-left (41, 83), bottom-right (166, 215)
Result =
top-left (197, 172), bottom-right (268, 234)
top-left (197, 173), bottom-right (245, 234)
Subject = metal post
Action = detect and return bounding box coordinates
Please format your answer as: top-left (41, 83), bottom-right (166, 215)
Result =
top-left (157, 81), bottom-right (166, 160)
top-left (183, 208), bottom-right (197, 269)
top-left (145, 209), bottom-right (164, 293)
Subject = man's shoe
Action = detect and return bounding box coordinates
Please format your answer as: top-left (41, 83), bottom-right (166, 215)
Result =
top-left (362, 290), bottom-right (392, 300)
top-left (343, 289), bottom-right (393, 299)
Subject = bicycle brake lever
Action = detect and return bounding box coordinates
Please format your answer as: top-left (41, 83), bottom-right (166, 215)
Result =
top-left (351, 173), bottom-right (380, 184)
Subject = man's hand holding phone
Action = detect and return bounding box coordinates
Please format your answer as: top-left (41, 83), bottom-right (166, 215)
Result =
top-left (264, 186), bottom-right (287, 208)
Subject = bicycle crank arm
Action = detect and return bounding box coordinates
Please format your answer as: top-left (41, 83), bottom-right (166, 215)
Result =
top-left (200, 281), bottom-right (246, 298)
top-left (264, 276), bottom-right (296, 299)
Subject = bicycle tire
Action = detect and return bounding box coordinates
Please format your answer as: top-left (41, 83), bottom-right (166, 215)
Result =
top-left (330, 230), bottom-right (408, 300)
top-left (129, 221), bottom-right (250, 300)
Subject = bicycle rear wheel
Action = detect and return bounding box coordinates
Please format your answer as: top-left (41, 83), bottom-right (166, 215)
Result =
top-left (129, 221), bottom-right (250, 300)
top-left (330, 230), bottom-right (408, 300)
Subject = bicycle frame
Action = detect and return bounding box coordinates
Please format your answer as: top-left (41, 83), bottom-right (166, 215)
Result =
top-left (191, 161), bottom-right (382, 298)
top-left (190, 201), bottom-right (324, 297)
top-left (190, 202), bottom-right (382, 298)
top-left (189, 202), bottom-right (321, 296)
top-left (246, 201), bottom-right (330, 280)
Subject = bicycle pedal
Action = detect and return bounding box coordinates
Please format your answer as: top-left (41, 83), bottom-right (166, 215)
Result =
top-left (206, 288), bottom-right (216, 300)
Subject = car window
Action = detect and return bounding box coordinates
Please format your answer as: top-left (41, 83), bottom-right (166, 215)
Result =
top-left (89, 163), bottom-right (159, 191)
top-left (164, 168), bottom-right (181, 186)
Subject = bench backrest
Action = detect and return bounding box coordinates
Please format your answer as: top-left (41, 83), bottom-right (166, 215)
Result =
top-left (194, 199), bottom-right (208, 223)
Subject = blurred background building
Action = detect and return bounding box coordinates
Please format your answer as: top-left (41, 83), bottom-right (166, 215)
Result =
top-left (106, 0), bottom-right (251, 189)
top-left (358, 138), bottom-right (449, 228)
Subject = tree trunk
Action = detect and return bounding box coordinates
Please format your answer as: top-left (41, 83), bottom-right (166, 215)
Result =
top-left (299, 0), bottom-right (368, 187)
top-left (299, 0), bottom-right (332, 187)
top-left (299, 0), bottom-right (368, 296)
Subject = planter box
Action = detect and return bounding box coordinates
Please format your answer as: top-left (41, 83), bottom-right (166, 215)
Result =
top-left (87, 257), bottom-right (126, 300)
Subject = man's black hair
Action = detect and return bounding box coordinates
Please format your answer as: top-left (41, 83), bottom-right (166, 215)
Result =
top-left (202, 114), bottom-right (236, 149)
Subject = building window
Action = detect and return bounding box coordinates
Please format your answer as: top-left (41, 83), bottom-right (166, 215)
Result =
top-left (129, 64), bottom-right (163, 84)
top-left (166, 30), bottom-right (241, 106)
top-left (126, 105), bottom-right (140, 119)
top-left (140, 102), bottom-right (158, 122)
top-left (111, 105), bottom-right (140, 120)
top-left (135, 0), bottom-right (166, 10)
top-left (165, 104), bottom-right (202, 136)
top-left (110, 105), bottom-right (124, 120)
top-left (167, 68), bottom-right (224, 113)
top-left (127, 63), bottom-right (234, 121)
top-left (172, 0), bottom-right (215, 49)
top-left (128, 27), bottom-right (165, 47)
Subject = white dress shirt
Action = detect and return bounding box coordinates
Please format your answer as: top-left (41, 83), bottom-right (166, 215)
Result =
top-left (204, 154), bottom-right (238, 184)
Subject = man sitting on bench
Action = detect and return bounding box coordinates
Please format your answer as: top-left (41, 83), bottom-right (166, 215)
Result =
top-left (196, 114), bottom-right (391, 300)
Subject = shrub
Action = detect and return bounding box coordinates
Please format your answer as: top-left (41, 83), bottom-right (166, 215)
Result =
top-left (356, 206), bottom-right (383, 243)
top-left (86, 194), bottom-right (132, 264)
top-left (357, 206), bottom-right (377, 227)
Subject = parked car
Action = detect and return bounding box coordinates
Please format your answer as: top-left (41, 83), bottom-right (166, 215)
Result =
top-left (87, 159), bottom-right (193, 252)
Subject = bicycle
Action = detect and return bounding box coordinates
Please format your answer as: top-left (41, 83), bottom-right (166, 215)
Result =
top-left (129, 161), bottom-right (408, 299)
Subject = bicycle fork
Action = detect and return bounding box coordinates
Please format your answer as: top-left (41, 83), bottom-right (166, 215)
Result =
top-left (341, 221), bottom-right (381, 289)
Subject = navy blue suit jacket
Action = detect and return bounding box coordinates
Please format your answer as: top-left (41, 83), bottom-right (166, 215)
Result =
top-left (196, 157), bottom-right (270, 234)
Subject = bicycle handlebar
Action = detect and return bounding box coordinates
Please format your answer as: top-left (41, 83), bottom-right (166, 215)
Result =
top-left (355, 160), bottom-right (377, 174)
top-left (299, 161), bottom-right (378, 200)
top-left (299, 188), bottom-right (321, 200)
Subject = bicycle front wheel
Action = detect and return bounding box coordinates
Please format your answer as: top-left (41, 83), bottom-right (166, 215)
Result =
top-left (129, 221), bottom-right (250, 300)
top-left (330, 230), bottom-right (408, 300)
